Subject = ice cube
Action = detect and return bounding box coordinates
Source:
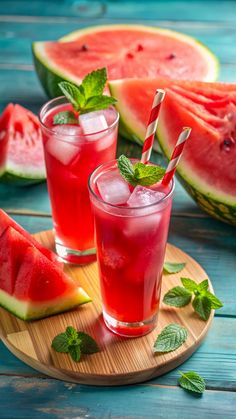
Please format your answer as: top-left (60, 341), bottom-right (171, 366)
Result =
top-left (79, 111), bottom-right (108, 140)
top-left (46, 137), bottom-right (79, 165)
top-left (127, 185), bottom-right (165, 207)
top-left (53, 125), bottom-right (82, 137)
top-left (97, 170), bottom-right (131, 205)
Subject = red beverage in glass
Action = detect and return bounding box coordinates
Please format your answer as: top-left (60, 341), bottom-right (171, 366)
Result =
top-left (89, 160), bottom-right (174, 337)
top-left (39, 97), bottom-right (119, 264)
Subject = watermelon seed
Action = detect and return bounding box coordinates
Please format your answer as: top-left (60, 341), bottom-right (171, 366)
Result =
top-left (126, 52), bottom-right (134, 59)
top-left (167, 53), bottom-right (176, 59)
top-left (136, 44), bottom-right (144, 52)
top-left (81, 44), bottom-right (88, 51)
top-left (220, 138), bottom-right (235, 152)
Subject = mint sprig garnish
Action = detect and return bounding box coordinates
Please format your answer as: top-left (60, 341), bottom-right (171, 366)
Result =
top-left (163, 278), bottom-right (223, 320)
top-left (53, 110), bottom-right (78, 125)
top-left (163, 262), bottom-right (186, 274)
top-left (178, 371), bottom-right (206, 394)
top-left (118, 155), bottom-right (165, 187)
top-left (153, 323), bottom-right (188, 353)
top-left (51, 326), bottom-right (99, 362)
top-left (53, 68), bottom-right (117, 124)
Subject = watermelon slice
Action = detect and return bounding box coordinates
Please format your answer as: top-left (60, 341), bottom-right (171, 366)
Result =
top-left (32, 24), bottom-right (218, 98)
top-left (0, 209), bottom-right (61, 266)
top-left (109, 78), bottom-right (236, 225)
top-left (0, 103), bottom-right (46, 185)
top-left (0, 235), bottom-right (91, 320)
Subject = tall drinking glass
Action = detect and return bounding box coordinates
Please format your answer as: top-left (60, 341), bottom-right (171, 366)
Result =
top-left (89, 159), bottom-right (174, 337)
top-left (39, 97), bottom-right (119, 264)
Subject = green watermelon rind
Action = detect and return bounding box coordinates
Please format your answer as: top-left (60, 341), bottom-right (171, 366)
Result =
top-left (32, 24), bottom-right (219, 99)
top-left (0, 171), bottom-right (46, 186)
top-left (0, 287), bottom-right (91, 321)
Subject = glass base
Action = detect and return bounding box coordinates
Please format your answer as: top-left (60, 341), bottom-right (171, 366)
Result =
top-left (55, 241), bottom-right (96, 265)
top-left (103, 310), bottom-right (158, 338)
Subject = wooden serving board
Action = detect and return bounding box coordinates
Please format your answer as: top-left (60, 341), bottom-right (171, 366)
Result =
top-left (0, 230), bottom-right (214, 386)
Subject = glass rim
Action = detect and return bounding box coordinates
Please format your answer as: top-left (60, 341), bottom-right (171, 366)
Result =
top-left (88, 158), bottom-right (175, 211)
top-left (39, 96), bottom-right (120, 139)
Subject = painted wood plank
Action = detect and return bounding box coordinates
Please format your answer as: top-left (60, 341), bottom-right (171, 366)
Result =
top-left (0, 21), bottom-right (236, 66)
top-left (1, 317), bottom-right (236, 390)
top-left (0, 0), bottom-right (236, 23)
top-left (0, 375), bottom-right (235, 419)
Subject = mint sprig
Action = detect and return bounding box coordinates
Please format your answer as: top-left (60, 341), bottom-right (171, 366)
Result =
top-left (163, 278), bottom-right (223, 320)
top-left (179, 371), bottom-right (206, 394)
top-left (53, 68), bottom-right (117, 124)
top-left (163, 262), bottom-right (186, 274)
top-left (153, 323), bottom-right (188, 353)
top-left (52, 326), bottom-right (99, 362)
top-left (118, 155), bottom-right (165, 187)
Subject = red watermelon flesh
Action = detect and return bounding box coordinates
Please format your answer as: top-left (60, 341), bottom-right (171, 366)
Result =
top-left (0, 209), bottom-right (61, 266)
top-left (0, 104), bottom-right (13, 173)
top-left (14, 246), bottom-right (78, 302)
top-left (0, 226), bottom-right (31, 294)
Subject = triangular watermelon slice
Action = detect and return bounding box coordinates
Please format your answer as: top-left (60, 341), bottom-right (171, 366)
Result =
top-left (0, 209), bottom-right (61, 266)
top-left (109, 78), bottom-right (236, 225)
top-left (0, 226), bottom-right (31, 294)
top-left (0, 245), bottom-right (91, 321)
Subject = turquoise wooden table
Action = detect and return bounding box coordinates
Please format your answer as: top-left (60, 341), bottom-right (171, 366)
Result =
top-left (0, 1), bottom-right (236, 417)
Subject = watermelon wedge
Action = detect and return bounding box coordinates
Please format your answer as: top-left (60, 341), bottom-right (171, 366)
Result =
top-left (0, 104), bottom-right (46, 185)
top-left (32, 24), bottom-right (218, 98)
top-left (0, 229), bottom-right (91, 320)
top-left (0, 209), bottom-right (61, 266)
top-left (109, 78), bottom-right (236, 225)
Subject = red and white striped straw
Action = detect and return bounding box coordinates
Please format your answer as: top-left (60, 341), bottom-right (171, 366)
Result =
top-left (162, 127), bottom-right (191, 186)
top-left (141, 89), bottom-right (166, 164)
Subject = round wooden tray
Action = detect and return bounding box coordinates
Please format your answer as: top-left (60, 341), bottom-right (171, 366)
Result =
top-left (0, 230), bottom-right (213, 385)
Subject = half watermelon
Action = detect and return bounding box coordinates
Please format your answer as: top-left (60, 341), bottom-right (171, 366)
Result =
top-left (109, 78), bottom-right (236, 225)
top-left (32, 24), bottom-right (218, 98)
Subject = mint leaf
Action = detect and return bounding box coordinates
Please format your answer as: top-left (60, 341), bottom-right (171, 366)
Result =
top-left (197, 279), bottom-right (209, 293)
top-left (163, 286), bottom-right (192, 307)
top-left (81, 95), bottom-right (117, 114)
top-left (51, 333), bottom-right (69, 353)
top-left (66, 326), bottom-right (78, 339)
top-left (203, 291), bottom-right (223, 309)
top-left (164, 262), bottom-right (186, 274)
top-left (154, 323), bottom-right (188, 353)
top-left (118, 155), bottom-right (136, 186)
top-left (82, 68), bottom-right (107, 98)
top-left (58, 81), bottom-right (85, 111)
top-left (53, 111), bottom-right (78, 125)
top-left (179, 371), bottom-right (206, 394)
top-left (69, 345), bottom-right (81, 362)
top-left (134, 163), bottom-right (165, 186)
top-left (192, 295), bottom-right (212, 320)
top-left (181, 277), bottom-right (198, 292)
top-left (78, 332), bottom-right (100, 354)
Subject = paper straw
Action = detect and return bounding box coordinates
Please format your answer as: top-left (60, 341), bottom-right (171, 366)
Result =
top-left (141, 89), bottom-right (166, 164)
top-left (161, 127), bottom-right (192, 186)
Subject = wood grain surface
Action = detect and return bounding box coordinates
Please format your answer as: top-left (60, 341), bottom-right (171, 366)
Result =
top-left (0, 230), bottom-right (213, 385)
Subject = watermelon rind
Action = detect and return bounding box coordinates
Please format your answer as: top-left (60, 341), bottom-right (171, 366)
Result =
top-left (0, 287), bottom-right (91, 321)
top-left (32, 24), bottom-right (219, 99)
top-left (0, 170), bottom-right (46, 186)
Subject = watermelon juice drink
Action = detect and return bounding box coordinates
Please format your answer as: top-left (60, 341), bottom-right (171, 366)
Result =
top-left (39, 97), bottom-right (119, 264)
top-left (89, 160), bottom-right (174, 337)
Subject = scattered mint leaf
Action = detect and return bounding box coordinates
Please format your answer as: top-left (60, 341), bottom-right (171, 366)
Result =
top-left (192, 295), bottom-right (212, 320)
top-left (179, 371), bottom-right (206, 394)
top-left (197, 279), bottom-right (209, 293)
top-left (118, 155), bottom-right (165, 187)
top-left (164, 262), bottom-right (186, 274)
top-left (53, 111), bottom-right (78, 125)
top-left (82, 68), bottom-right (107, 98)
top-left (58, 81), bottom-right (85, 111)
top-left (133, 163), bottom-right (165, 186)
top-left (66, 326), bottom-right (79, 339)
top-left (181, 277), bottom-right (198, 292)
top-left (203, 291), bottom-right (223, 309)
top-left (163, 286), bottom-right (192, 307)
top-left (51, 333), bottom-right (69, 353)
top-left (80, 95), bottom-right (117, 114)
top-left (69, 345), bottom-right (81, 362)
top-left (78, 332), bottom-right (100, 354)
top-left (153, 323), bottom-right (188, 353)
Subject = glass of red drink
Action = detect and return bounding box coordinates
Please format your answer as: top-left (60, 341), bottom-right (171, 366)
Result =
top-left (89, 159), bottom-right (174, 337)
top-left (39, 97), bottom-right (119, 264)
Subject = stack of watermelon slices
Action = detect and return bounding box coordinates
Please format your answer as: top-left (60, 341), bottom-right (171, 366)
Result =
top-left (0, 210), bottom-right (91, 320)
